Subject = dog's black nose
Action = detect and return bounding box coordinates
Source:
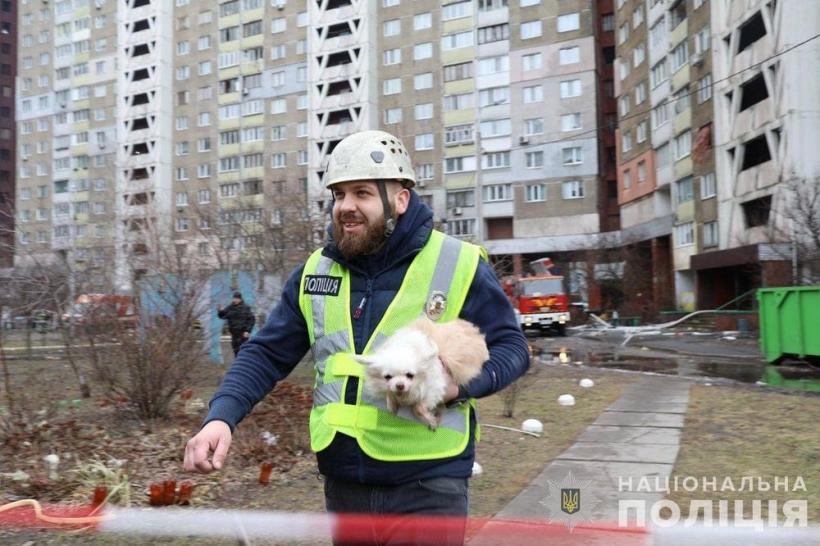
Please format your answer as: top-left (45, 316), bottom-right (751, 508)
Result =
top-left (396, 383), bottom-right (405, 391)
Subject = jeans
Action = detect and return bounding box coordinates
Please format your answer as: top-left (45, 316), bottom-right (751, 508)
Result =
top-left (324, 476), bottom-right (469, 546)
top-left (230, 333), bottom-right (246, 356)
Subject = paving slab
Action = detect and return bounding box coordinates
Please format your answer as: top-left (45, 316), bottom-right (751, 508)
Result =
top-left (607, 400), bottom-right (689, 413)
top-left (594, 411), bottom-right (685, 428)
top-left (559, 442), bottom-right (680, 465)
top-left (574, 425), bottom-right (681, 445)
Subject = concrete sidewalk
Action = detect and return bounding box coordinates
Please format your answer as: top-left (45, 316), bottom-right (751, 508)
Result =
top-left (469, 375), bottom-right (690, 545)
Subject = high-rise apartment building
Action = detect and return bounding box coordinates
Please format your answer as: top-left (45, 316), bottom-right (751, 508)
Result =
top-left (16, 0), bottom-right (623, 298)
top-left (0, 0), bottom-right (16, 267)
top-left (693, 0), bottom-right (819, 306)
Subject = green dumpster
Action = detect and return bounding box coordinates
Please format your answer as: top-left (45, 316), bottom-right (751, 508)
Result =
top-left (757, 286), bottom-right (820, 364)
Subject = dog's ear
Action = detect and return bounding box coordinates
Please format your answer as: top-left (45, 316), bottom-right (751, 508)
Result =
top-left (354, 354), bottom-right (377, 367)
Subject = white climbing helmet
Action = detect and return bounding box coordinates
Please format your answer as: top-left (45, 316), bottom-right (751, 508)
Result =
top-left (325, 130), bottom-right (416, 189)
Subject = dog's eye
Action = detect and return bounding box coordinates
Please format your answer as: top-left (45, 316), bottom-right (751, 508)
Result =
top-left (384, 374), bottom-right (392, 380)
top-left (405, 373), bottom-right (414, 379)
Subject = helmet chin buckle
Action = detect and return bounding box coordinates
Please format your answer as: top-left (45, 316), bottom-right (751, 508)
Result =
top-left (377, 181), bottom-right (396, 238)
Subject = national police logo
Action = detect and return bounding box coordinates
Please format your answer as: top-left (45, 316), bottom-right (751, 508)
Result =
top-left (541, 471), bottom-right (599, 531)
top-left (561, 488), bottom-right (580, 515)
top-left (425, 291), bottom-right (447, 321)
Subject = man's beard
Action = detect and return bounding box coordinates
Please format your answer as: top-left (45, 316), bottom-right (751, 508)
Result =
top-left (332, 213), bottom-right (386, 259)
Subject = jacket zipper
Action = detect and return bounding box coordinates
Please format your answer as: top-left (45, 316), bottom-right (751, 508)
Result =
top-left (353, 279), bottom-right (373, 320)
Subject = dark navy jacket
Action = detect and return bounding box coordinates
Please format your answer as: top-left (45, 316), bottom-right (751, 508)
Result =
top-left (205, 191), bottom-right (529, 485)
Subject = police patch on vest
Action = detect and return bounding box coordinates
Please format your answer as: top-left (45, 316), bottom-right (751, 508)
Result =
top-left (426, 291), bottom-right (447, 321)
top-left (304, 275), bottom-right (342, 296)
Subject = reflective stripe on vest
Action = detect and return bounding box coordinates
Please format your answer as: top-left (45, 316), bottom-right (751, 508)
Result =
top-left (299, 230), bottom-right (483, 462)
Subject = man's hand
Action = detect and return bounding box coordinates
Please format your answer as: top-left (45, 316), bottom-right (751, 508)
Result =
top-left (184, 420), bottom-right (232, 473)
top-left (217, 304), bottom-right (223, 311)
top-left (242, 331), bottom-right (250, 339)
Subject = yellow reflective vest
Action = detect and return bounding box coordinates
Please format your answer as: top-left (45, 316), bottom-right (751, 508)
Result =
top-left (299, 230), bottom-right (484, 461)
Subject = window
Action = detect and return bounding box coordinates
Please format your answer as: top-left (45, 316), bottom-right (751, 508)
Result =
top-left (522, 53), bottom-right (542, 71)
top-left (635, 81), bottom-right (646, 104)
top-left (632, 5), bottom-right (643, 28)
top-left (447, 219), bottom-right (476, 237)
top-left (177, 41), bottom-right (189, 55)
top-left (442, 31), bottom-right (473, 50)
top-left (669, 0), bottom-right (687, 30)
top-left (414, 42), bottom-right (433, 60)
top-left (383, 19), bottom-right (400, 36)
top-left (483, 151), bottom-right (510, 169)
top-left (271, 153), bottom-right (286, 168)
top-left (442, 1), bottom-right (472, 20)
top-left (675, 222), bottom-right (694, 246)
top-left (524, 118), bottom-right (543, 135)
top-left (271, 17), bottom-right (286, 33)
top-left (444, 61), bottom-right (473, 82)
top-left (270, 125), bottom-right (286, 140)
top-left (673, 86), bottom-right (690, 114)
top-left (621, 130), bottom-right (632, 153)
top-left (271, 98), bottom-right (287, 114)
top-left (443, 93), bottom-right (473, 111)
top-left (383, 48), bottom-right (401, 65)
top-left (742, 195), bottom-right (772, 227)
top-left (415, 133), bottom-right (434, 150)
top-left (656, 142), bottom-right (671, 169)
top-left (478, 55), bottom-right (509, 75)
top-left (384, 107), bottom-right (402, 124)
top-left (650, 19), bottom-right (666, 46)
top-left (636, 121), bottom-right (647, 143)
top-left (520, 20), bottom-right (542, 39)
top-left (198, 164), bottom-right (211, 178)
top-left (523, 85), bottom-right (543, 103)
top-left (602, 13), bottom-right (614, 32)
top-left (703, 221), bottom-right (718, 247)
top-left (651, 59), bottom-right (668, 88)
top-left (557, 13), bottom-right (579, 32)
top-left (418, 164), bottom-right (434, 180)
top-left (478, 23), bottom-right (509, 44)
top-left (444, 156), bottom-right (475, 173)
top-left (671, 40), bottom-right (689, 72)
top-left (676, 176), bottom-right (694, 203)
top-left (695, 26), bottom-right (711, 54)
top-left (414, 13), bottom-right (432, 30)
top-left (383, 0), bottom-right (399, 6)
top-left (618, 23), bottom-right (629, 45)
top-left (414, 103), bottom-right (433, 120)
top-left (447, 189), bottom-right (475, 207)
top-left (673, 131), bottom-right (691, 160)
top-left (484, 184), bottom-right (512, 202)
top-left (700, 172), bottom-right (716, 198)
top-left (480, 118), bottom-right (511, 137)
top-left (479, 86), bottom-right (509, 106)
top-left (383, 78), bottom-right (402, 95)
top-left (652, 101), bottom-right (669, 128)
top-left (525, 151), bottom-right (544, 168)
top-left (414, 72), bottom-right (433, 90)
top-left (525, 184), bottom-right (546, 202)
top-left (561, 113), bottom-right (581, 131)
top-left (737, 12), bottom-right (766, 53)
top-left (559, 47), bottom-right (580, 65)
top-left (623, 169), bottom-right (632, 189)
top-left (698, 74), bottom-right (713, 103)
top-left (562, 147), bottom-right (583, 165)
top-left (619, 58), bottom-right (631, 80)
top-left (562, 180), bottom-right (584, 199)
top-left (633, 43), bottom-right (645, 67)
top-left (557, 79), bottom-right (582, 100)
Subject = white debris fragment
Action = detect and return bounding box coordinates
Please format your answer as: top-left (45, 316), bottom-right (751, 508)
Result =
top-left (579, 378), bottom-right (594, 388)
top-left (558, 394), bottom-right (576, 406)
top-left (44, 454), bottom-right (60, 480)
top-left (471, 462), bottom-right (483, 477)
top-left (260, 431), bottom-right (279, 446)
top-left (521, 419), bottom-right (544, 434)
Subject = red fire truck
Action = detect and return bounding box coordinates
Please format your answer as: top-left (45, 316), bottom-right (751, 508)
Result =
top-left (512, 258), bottom-right (570, 336)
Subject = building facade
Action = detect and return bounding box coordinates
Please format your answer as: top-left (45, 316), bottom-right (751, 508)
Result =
top-left (0, 0), bottom-right (15, 267)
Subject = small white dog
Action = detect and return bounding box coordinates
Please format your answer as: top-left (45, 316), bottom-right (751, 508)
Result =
top-left (356, 317), bottom-right (489, 429)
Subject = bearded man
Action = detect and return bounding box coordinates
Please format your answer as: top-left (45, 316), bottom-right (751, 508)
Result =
top-left (184, 130), bottom-right (529, 546)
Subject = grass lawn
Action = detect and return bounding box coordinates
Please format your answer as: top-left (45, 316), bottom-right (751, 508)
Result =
top-left (670, 385), bottom-right (820, 522)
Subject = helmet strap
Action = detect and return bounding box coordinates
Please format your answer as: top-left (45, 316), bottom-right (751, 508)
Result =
top-left (378, 181), bottom-right (396, 238)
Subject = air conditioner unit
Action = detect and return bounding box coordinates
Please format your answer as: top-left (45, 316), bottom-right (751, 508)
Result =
top-left (691, 53), bottom-right (704, 67)
top-left (99, 143), bottom-right (106, 149)
top-left (417, 179), bottom-right (427, 188)
top-left (242, 89), bottom-right (250, 96)
top-left (275, 0), bottom-right (285, 9)
top-left (451, 207), bottom-right (463, 216)
top-left (519, 136), bottom-right (530, 145)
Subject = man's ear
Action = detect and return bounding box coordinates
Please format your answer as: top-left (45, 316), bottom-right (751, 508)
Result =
top-left (393, 186), bottom-right (411, 215)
